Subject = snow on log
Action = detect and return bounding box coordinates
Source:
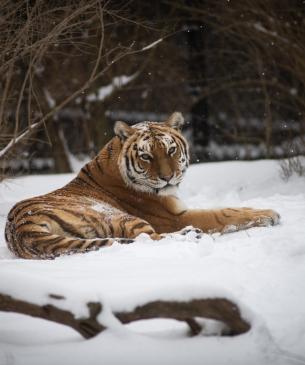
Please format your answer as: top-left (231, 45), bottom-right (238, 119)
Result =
top-left (0, 293), bottom-right (250, 338)
top-left (116, 298), bottom-right (250, 336)
top-left (0, 268), bottom-right (251, 338)
top-left (0, 293), bottom-right (105, 339)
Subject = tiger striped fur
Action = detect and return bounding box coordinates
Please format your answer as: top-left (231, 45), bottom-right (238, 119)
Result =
top-left (5, 112), bottom-right (280, 259)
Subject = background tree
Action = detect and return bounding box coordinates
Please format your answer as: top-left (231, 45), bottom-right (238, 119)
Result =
top-left (1, 0), bottom-right (305, 177)
top-left (0, 0), bottom-right (165, 175)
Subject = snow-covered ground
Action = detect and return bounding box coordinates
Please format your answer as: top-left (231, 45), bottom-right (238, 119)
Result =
top-left (0, 159), bottom-right (305, 365)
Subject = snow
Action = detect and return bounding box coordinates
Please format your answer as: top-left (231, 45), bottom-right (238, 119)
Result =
top-left (86, 74), bottom-right (137, 102)
top-left (140, 38), bottom-right (163, 51)
top-left (91, 202), bottom-right (122, 215)
top-left (253, 23), bottom-right (289, 44)
top-left (0, 159), bottom-right (305, 364)
top-left (43, 88), bottom-right (56, 108)
top-left (0, 123), bottom-right (39, 158)
top-left (58, 127), bottom-right (90, 173)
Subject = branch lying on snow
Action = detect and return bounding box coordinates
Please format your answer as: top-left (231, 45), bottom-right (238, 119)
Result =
top-left (0, 37), bottom-right (163, 162)
top-left (0, 293), bottom-right (105, 339)
top-left (116, 298), bottom-right (250, 336)
top-left (0, 292), bottom-right (250, 339)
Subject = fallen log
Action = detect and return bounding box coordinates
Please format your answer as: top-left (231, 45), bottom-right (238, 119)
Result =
top-left (0, 292), bottom-right (250, 339)
top-left (116, 298), bottom-right (250, 336)
top-left (0, 293), bottom-right (105, 338)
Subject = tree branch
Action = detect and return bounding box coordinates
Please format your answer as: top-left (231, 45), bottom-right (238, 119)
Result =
top-left (0, 292), bottom-right (250, 339)
top-left (0, 37), bottom-right (164, 162)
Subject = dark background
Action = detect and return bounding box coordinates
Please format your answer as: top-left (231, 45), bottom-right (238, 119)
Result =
top-left (1, 0), bottom-right (304, 176)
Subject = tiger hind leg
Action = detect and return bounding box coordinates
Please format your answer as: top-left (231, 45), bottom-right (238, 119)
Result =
top-left (5, 213), bottom-right (161, 259)
top-left (6, 228), bottom-right (135, 260)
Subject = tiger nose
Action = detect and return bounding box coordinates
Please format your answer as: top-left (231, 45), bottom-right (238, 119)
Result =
top-left (160, 174), bottom-right (173, 182)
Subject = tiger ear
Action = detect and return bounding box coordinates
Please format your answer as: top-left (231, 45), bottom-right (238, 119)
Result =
top-left (165, 112), bottom-right (185, 131)
top-left (114, 121), bottom-right (135, 140)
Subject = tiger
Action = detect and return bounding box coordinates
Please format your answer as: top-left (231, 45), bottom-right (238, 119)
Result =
top-left (5, 112), bottom-right (280, 259)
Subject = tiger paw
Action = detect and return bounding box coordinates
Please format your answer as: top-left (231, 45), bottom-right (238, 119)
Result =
top-left (253, 209), bottom-right (280, 226)
top-left (160, 226), bottom-right (204, 240)
top-left (177, 226), bottom-right (204, 239)
top-left (243, 208), bottom-right (280, 227)
top-left (221, 208), bottom-right (280, 233)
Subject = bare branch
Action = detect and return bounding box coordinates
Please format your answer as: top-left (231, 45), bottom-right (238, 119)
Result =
top-left (0, 36), bottom-right (164, 162)
top-left (0, 292), bottom-right (250, 339)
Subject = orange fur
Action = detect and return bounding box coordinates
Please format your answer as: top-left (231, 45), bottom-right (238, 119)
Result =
top-left (5, 112), bottom-right (280, 259)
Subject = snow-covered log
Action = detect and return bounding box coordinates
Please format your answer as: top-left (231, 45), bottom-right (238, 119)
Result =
top-left (115, 298), bottom-right (250, 336)
top-left (0, 292), bottom-right (250, 339)
top-left (0, 293), bottom-right (105, 339)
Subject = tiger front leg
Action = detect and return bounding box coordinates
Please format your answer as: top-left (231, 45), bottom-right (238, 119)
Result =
top-left (217, 207), bottom-right (280, 233)
top-left (179, 208), bottom-right (280, 234)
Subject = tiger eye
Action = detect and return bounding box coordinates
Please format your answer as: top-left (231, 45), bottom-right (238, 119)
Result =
top-left (168, 146), bottom-right (176, 155)
top-left (141, 153), bottom-right (152, 161)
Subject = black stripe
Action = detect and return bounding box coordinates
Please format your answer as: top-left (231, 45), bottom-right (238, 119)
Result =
top-left (15, 220), bottom-right (36, 229)
top-left (76, 175), bottom-right (95, 188)
top-left (176, 209), bottom-right (187, 216)
top-left (85, 239), bottom-right (109, 250)
top-left (49, 239), bottom-right (72, 253)
top-left (86, 164), bottom-right (100, 186)
top-left (127, 172), bottom-right (136, 183)
top-left (177, 140), bottom-right (189, 166)
top-left (38, 211), bottom-right (86, 238)
top-left (130, 153), bottom-right (144, 174)
top-left (18, 231), bottom-right (50, 239)
top-left (23, 245), bottom-right (43, 259)
top-left (10, 201), bottom-right (42, 220)
top-left (176, 137), bottom-right (187, 156)
top-left (9, 236), bottom-right (24, 258)
top-left (126, 144), bottom-right (135, 172)
top-left (89, 214), bottom-right (106, 237)
top-left (118, 238), bottom-right (134, 244)
top-left (119, 220), bottom-right (126, 236)
top-left (33, 237), bottom-right (65, 250)
top-left (130, 221), bottom-right (150, 235)
top-left (125, 155), bottom-right (131, 172)
top-left (144, 230), bottom-right (154, 235)
top-left (175, 135), bottom-right (188, 156)
top-left (108, 222), bottom-right (114, 237)
top-left (59, 207), bottom-right (85, 220)
top-left (107, 142), bottom-right (113, 157)
top-left (16, 220), bottom-right (49, 230)
top-left (81, 166), bottom-right (99, 187)
top-left (95, 158), bottom-right (104, 174)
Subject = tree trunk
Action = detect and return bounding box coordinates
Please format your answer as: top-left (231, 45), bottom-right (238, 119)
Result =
top-left (48, 120), bottom-right (72, 173)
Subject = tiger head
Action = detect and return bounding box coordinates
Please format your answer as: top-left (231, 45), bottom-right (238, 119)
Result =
top-left (114, 112), bottom-right (189, 195)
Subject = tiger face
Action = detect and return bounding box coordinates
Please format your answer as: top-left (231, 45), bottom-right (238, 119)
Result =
top-left (115, 112), bottom-right (190, 195)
